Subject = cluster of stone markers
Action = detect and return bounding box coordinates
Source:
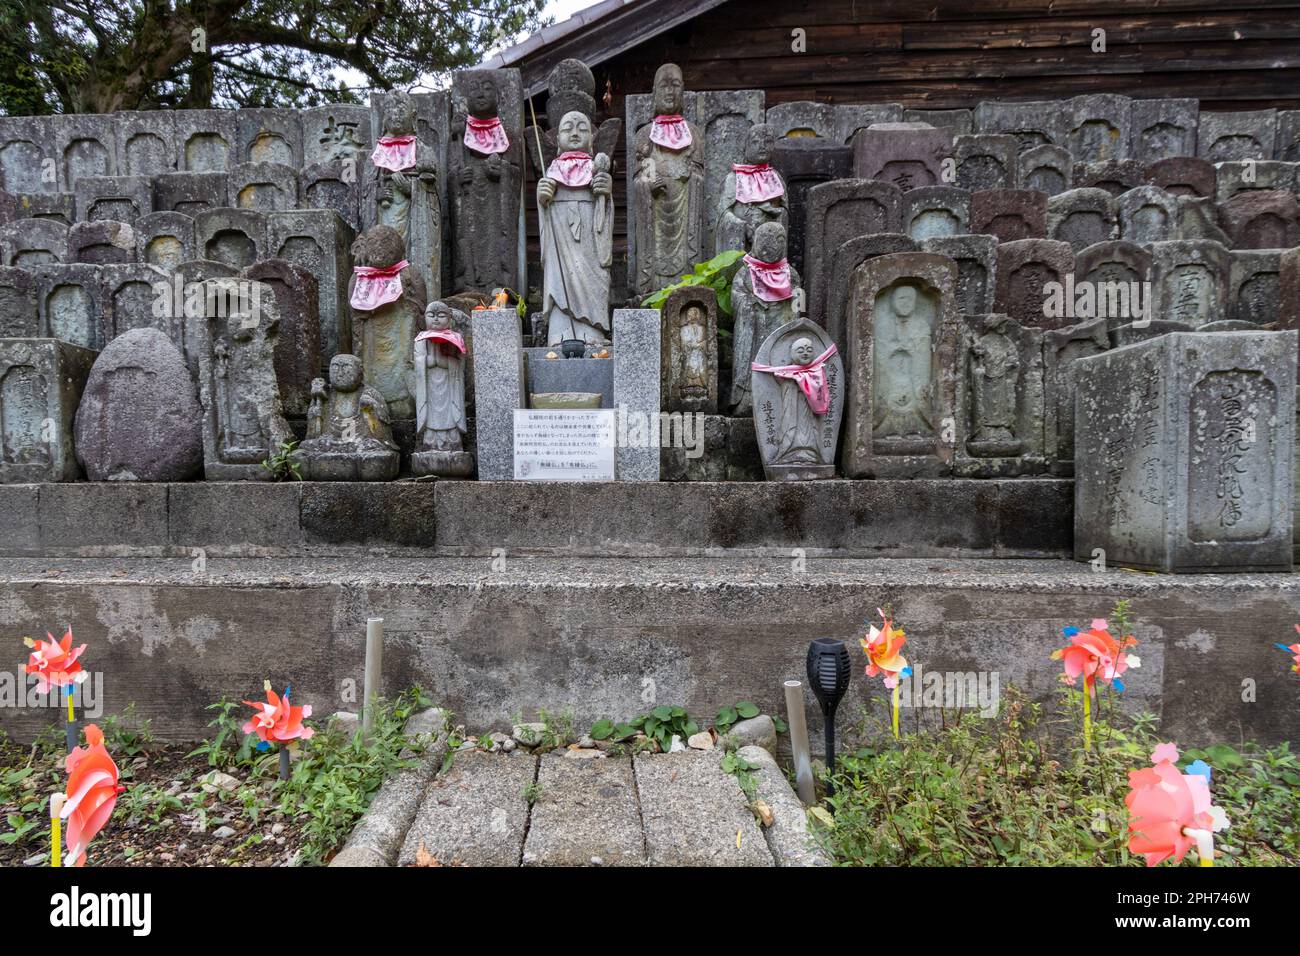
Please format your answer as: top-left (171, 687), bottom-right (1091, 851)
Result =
top-left (0, 65), bottom-right (1296, 570)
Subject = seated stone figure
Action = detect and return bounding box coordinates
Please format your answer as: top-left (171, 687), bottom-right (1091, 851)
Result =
top-left (411, 300), bottom-right (474, 478)
top-left (349, 224), bottom-right (428, 419)
top-left (298, 353), bottom-right (400, 481)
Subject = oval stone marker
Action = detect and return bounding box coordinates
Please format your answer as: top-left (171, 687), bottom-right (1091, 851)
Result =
top-left (74, 327), bottom-right (204, 481)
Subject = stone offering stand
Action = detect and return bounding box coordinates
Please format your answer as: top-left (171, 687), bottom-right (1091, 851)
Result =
top-left (2, 78), bottom-right (1299, 751)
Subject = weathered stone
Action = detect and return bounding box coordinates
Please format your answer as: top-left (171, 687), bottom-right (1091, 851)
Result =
top-left (1047, 187), bottom-right (1117, 252)
top-left (635, 751), bottom-right (772, 867)
top-left (1279, 248), bottom-right (1300, 371)
top-left (0, 116), bottom-right (56, 195)
top-left (722, 715), bottom-right (776, 752)
top-left (1116, 185), bottom-right (1178, 244)
top-left (398, 751), bottom-right (534, 867)
top-left (521, 755), bottom-right (645, 867)
top-left (0, 338), bottom-right (95, 482)
top-left (100, 263), bottom-right (175, 346)
top-left (1199, 109), bottom-right (1276, 162)
top-left (1218, 189), bottom-right (1300, 250)
top-left (1145, 156), bottom-right (1216, 199)
top-left (14, 192), bottom-right (74, 226)
top-left (412, 300), bottom-right (473, 478)
top-left (194, 207), bottom-right (266, 270)
top-left (994, 238), bottom-right (1075, 330)
top-left (349, 225), bottom-right (427, 419)
top-left (243, 259), bottom-right (320, 418)
top-left (770, 138), bottom-right (853, 276)
top-left (1019, 144), bottom-right (1072, 197)
top-left (302, 105), bottom-right (371, 169)
top-left (470, 308), bottom-right (524, 481)
top-left (1072, 159), bottom-right (1145, 197)
top-left (969, 188), bottom-right (1046, 243)
top-left (135, 212), bottom-right (195, 269)
top-left (175, 111), bottom-right (237, 172)
top-left (1109, 318), bottom-right (1194, 349)
top-left (751, 317), bottom-right (843, 481)
top-left (50, 114), bottom-right (116, 191)
top-left (852, 122), bottom-right (952, 191)
top-left (1279, 110), bottom-right (1300, 162)
top-left (730, 222), bottom-right (801, 414)
top-left (974, 101), bottom-right (1065, 152)
top-left (1065, 94), bottom-right (1131, 165)
top-left (953, 133), bottom-right (1017, 191)
top-left (1150, 240), bottom-right (1231, 328)
top-left (174, 259), bottom-right (237, 374)
top-left (0, 190), bottom-right (17, 225)
top-left (804, 179), bottom-right (901, 331)
top-left (152, 171), bottom-right (228, 215)
top-left (1075, 330), bottom-right (1296, 571)
top-left (901, 185), bottom-right (970, 241)
top-left (72, 175), bottom-right (150, 223)
top-left (1173, 195), bottom-right (1231, 245)
top-left (115, 111), bottom-right (176, 178)
top-left (73, 327), bottom-right (203, 481)
top-left (1130, 97), bottom-right (1198, 161)
top-left (1042, 318), bottom-right (1110, 475)
top-left (0, 266), bottom-right (37, 337)
top-left (661, 285), bottom-right (717, 413)
top-left (612, 307), bottom-right (661, 480)
top-left (903, 108), bottom-right (972, 137)
top-left (0, 218), bottom-right (68, 267)
top-left (194, 278), bottom-right (294, 479)
top-left (715, 123), bottom-right (786, 257)
top-left (736, 746), bottom-right (831, 866)
top-left (825, 233), bottom-right (918, 345)
top-left (1215, 160), bottom-right (1297, 202)
top-left (298, 163), bottom-right (359, 231)
top-left (843, 252), bottom-right (959, 478)
top-left (227, 162), bottom-right (298, 211)
top-left (764, 101), bottom-right (837, 140)
top-left (32, 263), bottom-right (104, 350)
top-left (919, 233), bottom-right (997, 316)
top-left (267, 209), bottom-right (354, 363)
top-left (297, 353), bottom-right (400, 481)
top-left (1228, 249), bottom-right (1281, 325)
top-left (234, 109), bottom-right (303, 167)
top-left (449, 68), bottom-right (524, 295)
top-left (835, 104), bottom-right (904, 145)
top-left (526, 348), bottom-right (612, 408)
top-left (530, 57), bottom-right (621, 180)
top-left (953, 313), bottom-right (1045, 477)
top-left (68, 220), bottom-right (136, 264)
top-left (1074, 240), bottom-right (1152, 297)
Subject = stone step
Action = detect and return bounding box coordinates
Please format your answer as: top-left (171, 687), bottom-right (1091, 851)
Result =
top-left (521, 754), bottom-right (646, 866)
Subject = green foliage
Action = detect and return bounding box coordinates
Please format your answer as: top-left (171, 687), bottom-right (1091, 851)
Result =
top-left (187, 697), bottom-right (258, 770)
top-left (261, 440), bottom-right (303, 482)
top-left (587, 717), bottom-right (639, 742)
top-left (98, 703), bottom-right (154, 757)
top-left (720, 749), bottom-right (761, 801)
top-left (536, 707), bottom-right (575, 750)
top-left (521, 781), bottom-right (542, 805)
top-left (629, 706), bottom-right (698, 753)
top-left (714, 700), bottom-right (760, 734)
top-left (641, 250), bottom-right (746, 316)
top-left (0, 0), bottom-right (548, 114)
top-left (819, 685), bottom-right (1297, 867)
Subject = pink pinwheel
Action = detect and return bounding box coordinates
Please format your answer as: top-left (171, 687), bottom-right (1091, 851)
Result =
top-left (243, 681), bottom-right (314, 744)
top-left (22, 628), bottom-right (87, 694)
top-left (61, 724), bottom-right (122, 866)
top-left (861, 609), bottom-right (910, 690)
top-left (1052, 619), bottom-right (1139, 694)
top-left (1126, 743), bottom-right (1229, 867)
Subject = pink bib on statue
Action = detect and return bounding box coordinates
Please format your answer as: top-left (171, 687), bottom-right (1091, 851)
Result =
top-left (650, 114), bottom-right (692, 150)
top-left (733, 163), bottom-right (784, 203)
top-left (744, 254), bottom-right (793, 303)
top-left (350, 260), bottom-right (408, 311)
top-left (464, 116), bottom-right (510, 155)
top-left (415, 328), bottom-right (466, 353)
top-left (547, 151), bottom-right (594, 187)
top-left (371, 135), bottom-right (417, 172)
top-left (752, 343), bottom-right (838, 415)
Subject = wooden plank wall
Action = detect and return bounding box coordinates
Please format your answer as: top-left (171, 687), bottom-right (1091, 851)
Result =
top-left (517, 0), bottom-right (1300, 294)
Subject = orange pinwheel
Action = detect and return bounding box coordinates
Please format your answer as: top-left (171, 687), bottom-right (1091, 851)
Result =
top-left (243, 681), bottom-right (314, 744)
top-left (61, 724), bottom-right (122, 866)
top-left (23, 628), bottom-right (87, 694)
top-left (1051, 619), bottom-right (1139, 694)
top-left (861, 609), bottom-right (910, 689)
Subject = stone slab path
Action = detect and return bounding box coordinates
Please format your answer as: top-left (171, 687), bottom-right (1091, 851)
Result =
top-left (335, 726), bottom-right (829, 867)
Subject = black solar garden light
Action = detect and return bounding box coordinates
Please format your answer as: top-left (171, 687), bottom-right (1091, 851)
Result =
top-left (806, 637), bottom-right (851, 795)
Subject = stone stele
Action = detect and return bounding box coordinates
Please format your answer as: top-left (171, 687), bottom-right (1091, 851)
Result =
top-left (750, 316), bottom-right (843, 481)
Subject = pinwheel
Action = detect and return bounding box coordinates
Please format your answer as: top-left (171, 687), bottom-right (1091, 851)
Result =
top-left (861, 609), bottom-right (911, 739)
top-left (1126, 743), bottom-right (1229, 867)
top-left (1274, 624), bottom-right (1300, 675)
top-left (23, 627), bottom-right (88, 751)
top-left (60, 724), bottom-right (122, 867)
top-left (1051, 618), bottom-right (1140, 749)
top-left (243, 681), bottom-right (314, 779)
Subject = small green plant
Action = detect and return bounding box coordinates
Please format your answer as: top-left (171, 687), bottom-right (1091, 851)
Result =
top-left (715, 701), bottom-right (760, 734)
top-left (537, 707), bottom-right (575, 750)
top-left (99, 703), bottom-right (154, 757)
top-left (187, 697), bottom-right (258, 769)
top-left (720, 749), bottom-right (761, 801)
top-left (641, 249), bottom-right (746, 315)
top-left (261, 440), bottom-right (303, 481)
top-left (629, 706), bottom-right (698, 752)
top-left (587, 718), bottom-right (639, 742)
top-left (522, 780), bottom-right (543, 805)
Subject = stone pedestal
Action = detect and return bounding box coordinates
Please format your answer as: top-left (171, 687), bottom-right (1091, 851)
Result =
top-left (612, 308), bottom-right (661, 481)
top-left (470, 308), bottom-right (525, 480)
top-left (0, 338), bottom-right (96, 482)
top-left (1074, 330), bottom-right (1297, 572)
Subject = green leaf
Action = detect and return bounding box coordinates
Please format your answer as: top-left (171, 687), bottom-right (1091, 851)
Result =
top-left (736, 701), bottom-right (760, 719)
top-left (683, 720), bottom-right (699, 737)
top-left (589, 719), bottom-right (615, 740)
top-left (652, 706), bottom-right (673, 721)
top-left (772, 716), bottom-right (788, 734)
top-left (717, 706), bottom-right (737, 728)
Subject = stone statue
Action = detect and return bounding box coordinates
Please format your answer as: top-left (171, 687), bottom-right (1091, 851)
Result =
top-left (524, 58), bottom-right (622, 176)
top-left (349, 224), bottom-right (428, 419)
top-left (412, 300), bottom-right (473, 478)
top-left (749, 317), bottom-right (843, 481)
top-left (631, 63), bottom-right (705, 296)
top-left (873, 283), bottom-right (935, 439)
top-left (717, 123), bottom-right (787, 255)
top-left (537, 110), bottom-right (614, 346)
top-left (678, 305), bottom-right (711, 404)
top-left (730, 221), bottom-right (801, 414)
top-left (450, 72), bottom-right (522, 295)
top-left (365, 94), bottom-right (442, 298)
top-left (298, 353), bottom-right (400, 481)
top-left (970, 320), bottom-right (1020, 445)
